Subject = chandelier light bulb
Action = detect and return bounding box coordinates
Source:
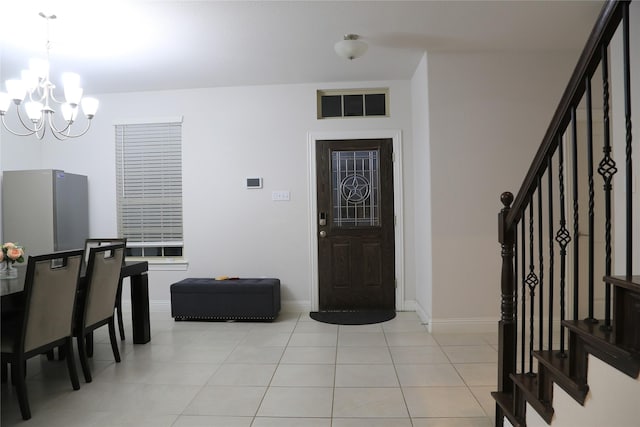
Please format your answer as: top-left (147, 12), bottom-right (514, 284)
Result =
top-left (21, 69), bottom-right (39, 92)
top-left (25, 101), bottom-right (44, 122)
top-left (0, 92), bottom-right (11, 113)
top-left (6, 80), bottom-right (26, 102)
top-left (81, 97), bottom-right (99, 118)
top-left (61, 103), bottom-right (79, 122)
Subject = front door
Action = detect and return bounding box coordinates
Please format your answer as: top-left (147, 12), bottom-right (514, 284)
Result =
top-left (316, 139), bottom-right (395, 310)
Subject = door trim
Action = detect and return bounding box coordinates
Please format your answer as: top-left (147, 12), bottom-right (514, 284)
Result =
top-left (307, 130), bottom-right (404, 311)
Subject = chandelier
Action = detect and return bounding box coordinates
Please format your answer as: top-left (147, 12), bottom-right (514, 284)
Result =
top-left (0, 13), bottom-right (98, 140)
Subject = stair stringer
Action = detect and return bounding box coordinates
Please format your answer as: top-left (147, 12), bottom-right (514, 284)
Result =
top-left (521, 354), bottom-right (640, 427)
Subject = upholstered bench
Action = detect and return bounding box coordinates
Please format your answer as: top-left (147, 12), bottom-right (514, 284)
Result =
top-left (170, 278), bottom-right (281, 321)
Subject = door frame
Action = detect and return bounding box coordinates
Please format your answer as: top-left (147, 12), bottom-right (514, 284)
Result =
top-left (307, 130), bottom-right (404, 312)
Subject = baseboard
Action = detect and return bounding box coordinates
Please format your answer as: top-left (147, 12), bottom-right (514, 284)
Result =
top-left (123, 299), bottom-right (424, 320)
top-left (282, 300), bottom-right (311, 313)
top-left (429, 316), bottom-right (498, 334)
top-left (413, 301), bottom-right (432, 331)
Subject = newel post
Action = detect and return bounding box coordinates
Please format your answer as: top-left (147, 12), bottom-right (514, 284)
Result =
top-left (496, 192), bottom-right (516, 425)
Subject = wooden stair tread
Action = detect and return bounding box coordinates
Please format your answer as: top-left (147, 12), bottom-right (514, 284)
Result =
top-left (491, 391), bottom-right (525, 427)
top-left (535, 350), bottom-right (588, 404)
top-left (510, 373), bottom-right (554, 424)
top-left (605, 275), bottom-right (640, 293)
top-left (563, 320), bottom-right (640, 378)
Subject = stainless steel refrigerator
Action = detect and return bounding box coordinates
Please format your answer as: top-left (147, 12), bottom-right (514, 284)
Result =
top-left (2, 169), bottom-right (89, 256)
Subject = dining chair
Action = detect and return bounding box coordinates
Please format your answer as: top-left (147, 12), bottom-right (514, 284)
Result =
top-left (84, 238), bottom-right (127, 340)
top-left (75, 243), bottom-right (125, 383)
top-left (0, 250), bottom-right (84, 420)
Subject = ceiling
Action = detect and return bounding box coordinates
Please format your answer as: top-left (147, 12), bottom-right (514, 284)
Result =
top-left (0, 1), bottom-right (604, 95)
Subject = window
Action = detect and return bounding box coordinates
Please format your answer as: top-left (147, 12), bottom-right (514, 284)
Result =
top-left (115, 119), bottom-right (184, 259)
top-left (317, 88), bottom-right (388, 119)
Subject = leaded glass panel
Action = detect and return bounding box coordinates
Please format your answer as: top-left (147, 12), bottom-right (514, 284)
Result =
top-left (331, 150), bottom-right (380, 227)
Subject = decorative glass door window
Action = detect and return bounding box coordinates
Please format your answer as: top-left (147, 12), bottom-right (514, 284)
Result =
top-left (331, 150), bottom-right (380, 227)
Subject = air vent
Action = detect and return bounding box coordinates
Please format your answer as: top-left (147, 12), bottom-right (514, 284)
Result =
top-left (317, 88), bottom-right (388, 119)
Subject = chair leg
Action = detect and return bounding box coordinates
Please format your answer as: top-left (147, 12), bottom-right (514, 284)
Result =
top-left (76, 334), bottom-right (92, 383)
top-left (14, 357), bottom-right (31, 420)
top-left (108, 319), bottom-right (121, 363)
top-left (86, 332), bottom-right (94, 357)
top-left (64, 338), bottom-right (80, 391)
top-left (116, 279), bottom-right (125, 340)
top-left (45, 349), bottom-right (55, 361)
top-left (57, 345), bottom-right (66, 360)
top-left (10, 360), bottom-right (27, 385)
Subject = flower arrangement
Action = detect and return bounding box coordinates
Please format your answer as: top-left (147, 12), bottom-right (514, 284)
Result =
top-left (0, 242), bottom-right (25, 264)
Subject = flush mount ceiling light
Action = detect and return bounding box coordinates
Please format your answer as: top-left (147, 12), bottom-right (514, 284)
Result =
top-left (334, 34), bottom-right (368, 60)
top-left (0, 13), bottom-right (99, 140)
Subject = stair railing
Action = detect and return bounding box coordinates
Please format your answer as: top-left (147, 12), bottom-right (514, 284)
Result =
top-left (495, 1), bottom-right (635, 425)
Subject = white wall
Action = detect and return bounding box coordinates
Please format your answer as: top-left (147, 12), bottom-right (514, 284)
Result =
top-left (1, 80), bottom-right (415, 311)
top-left (1, 51), bottom-right (584, 324)
top-left (426, 52), bottom-right (579, 331)
top-left (410, 53), bottom-right (433, 323)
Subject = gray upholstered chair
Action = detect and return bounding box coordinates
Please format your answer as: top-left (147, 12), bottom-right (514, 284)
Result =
top-left (84, 238), bottom-right (127, 340)
top-left (1, 250), bottom-right (84, 420)
top-left (75, 243), bottom-right (125, 383)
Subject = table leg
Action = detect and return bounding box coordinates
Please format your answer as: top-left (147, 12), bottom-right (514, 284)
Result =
top-left (130, 272), bottom-right (151, 344)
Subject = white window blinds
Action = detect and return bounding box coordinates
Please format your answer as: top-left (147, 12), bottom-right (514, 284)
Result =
top-left (115, 122), bottom-right (183, 250)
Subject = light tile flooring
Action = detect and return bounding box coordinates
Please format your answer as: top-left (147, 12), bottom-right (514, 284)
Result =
top-left (1, 311), bottom-right (497, 426)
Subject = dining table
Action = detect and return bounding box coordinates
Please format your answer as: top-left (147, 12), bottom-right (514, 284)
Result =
top-left (1, 260), bottom-right (151, 344)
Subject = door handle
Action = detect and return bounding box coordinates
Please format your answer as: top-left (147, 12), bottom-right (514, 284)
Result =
top-left (319, 230), bottom-right (327, 238)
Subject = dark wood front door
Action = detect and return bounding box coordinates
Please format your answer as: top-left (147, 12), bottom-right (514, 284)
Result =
top-left (316, 139), bottom-right (395, 310)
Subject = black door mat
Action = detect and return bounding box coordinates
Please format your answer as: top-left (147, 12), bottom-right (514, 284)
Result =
top-left (309, 310), bottom-right (396, 325)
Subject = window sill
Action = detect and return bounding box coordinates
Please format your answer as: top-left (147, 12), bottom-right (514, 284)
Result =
top-left (125, 257), bottom-right (189, 271)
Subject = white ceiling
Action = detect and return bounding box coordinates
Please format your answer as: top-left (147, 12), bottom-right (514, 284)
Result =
top-left (0, 1), bottom-right (604, 95)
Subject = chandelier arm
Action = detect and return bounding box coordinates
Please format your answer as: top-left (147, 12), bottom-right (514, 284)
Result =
top-left (48, 91), bottom-right (65, 105)
top-left (46, 112), bottom-right (73, 134)
top-left (34, 125), bottom-right (46, 140)
top-left (14, 106), bottom-right (39, 132)
top-left (69, 120), bottom-right (92, 138)
top-left (1, 115), bottom-right (37, 136)
top-left (46, 112), bottom-right (92, 140)
top-left (50, 127), bottom-right (69, 141)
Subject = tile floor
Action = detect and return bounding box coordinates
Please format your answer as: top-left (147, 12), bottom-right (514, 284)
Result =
top-left (1, 311), bottom-right (497, 426)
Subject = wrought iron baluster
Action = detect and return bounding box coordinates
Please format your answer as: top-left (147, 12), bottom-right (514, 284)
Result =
top-left (547, 158), bottom-right (555, 351)
top-left (537, 179), bottom-right (544, 350)
top-left (585, 76), bottom-right (597, 324)
top-left (555, 135), bottom-right (571, 356)
top-left (622, 2), bottom-right (633, 277)
top-left (521, 218), bottom-right (526, 374)
top-left (571, 108), bottom-right (579, 321)
top-left (514, 222), bottom-right (519, 373)
top-left (526, 200), bottom-right (539, 374)
top-left (597, 45), bottom-right (617, 330)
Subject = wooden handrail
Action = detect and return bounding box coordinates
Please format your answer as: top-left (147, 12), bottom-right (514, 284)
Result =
top-left (505, 0), bottom-right (626, 228)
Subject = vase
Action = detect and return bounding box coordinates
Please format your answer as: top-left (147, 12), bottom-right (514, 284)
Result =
top-left (0, 261), bottom-right (18, 279)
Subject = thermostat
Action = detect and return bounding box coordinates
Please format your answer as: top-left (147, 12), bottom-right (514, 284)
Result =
top-left (246, 177), bottom-right (263, 189)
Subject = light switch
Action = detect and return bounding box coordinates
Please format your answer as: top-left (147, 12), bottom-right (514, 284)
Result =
top-left (272, 190), bottom-right (290, 201)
